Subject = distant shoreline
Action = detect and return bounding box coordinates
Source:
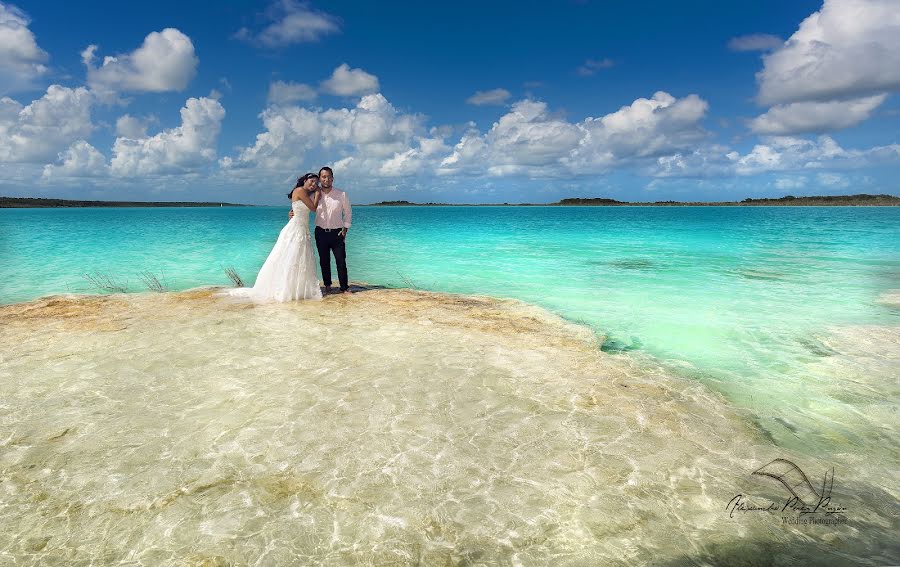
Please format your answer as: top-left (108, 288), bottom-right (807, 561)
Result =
top-left (0, 197), bottom-right (250, 208)
top-left (361, 194), bottom-right (899, 207)
top-left (2, 193), bottom-right (897, 208)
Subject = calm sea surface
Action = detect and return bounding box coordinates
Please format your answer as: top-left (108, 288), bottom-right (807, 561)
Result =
top-left (2, 205), bottom-right (898, 451)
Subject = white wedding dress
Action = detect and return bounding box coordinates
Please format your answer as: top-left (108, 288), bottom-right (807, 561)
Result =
top-left (224, 200), bottom-right (323, 302)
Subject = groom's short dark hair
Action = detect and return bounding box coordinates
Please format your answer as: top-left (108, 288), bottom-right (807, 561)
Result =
top-left (319, 166), bottom-right (333, 176)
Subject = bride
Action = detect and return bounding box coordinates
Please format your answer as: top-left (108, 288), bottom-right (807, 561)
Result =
top-left (224, 173), bottom-right (323, 302)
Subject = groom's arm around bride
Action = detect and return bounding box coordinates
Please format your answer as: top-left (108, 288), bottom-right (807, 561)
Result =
top-left (290, 166), bottom-right (352, 293)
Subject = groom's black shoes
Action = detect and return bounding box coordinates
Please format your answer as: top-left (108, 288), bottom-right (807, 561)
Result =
top-left (321, 285), bottom-right (350, 295)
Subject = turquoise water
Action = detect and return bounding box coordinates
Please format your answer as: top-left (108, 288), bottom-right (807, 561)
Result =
top-left (2, 205), bottom-right (898, 452)
top-left (3, 204), bottom-right (898, 564)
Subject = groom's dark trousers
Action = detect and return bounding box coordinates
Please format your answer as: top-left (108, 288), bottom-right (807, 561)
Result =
top-left (314, 226), bottom-right (349, 291)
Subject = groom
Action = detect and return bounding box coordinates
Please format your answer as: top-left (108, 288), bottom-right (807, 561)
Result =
top-left (290, 166), bottom-right (352, 294)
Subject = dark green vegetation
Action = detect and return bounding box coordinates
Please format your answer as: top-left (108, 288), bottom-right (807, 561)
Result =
top-left (4, 194), bottom-right (896, 208)
top-left (364, 194), bottom-right (899, 206)
top-left (0, 197), bottom-right (249, 208)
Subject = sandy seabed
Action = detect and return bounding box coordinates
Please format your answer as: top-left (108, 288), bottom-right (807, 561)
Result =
top-left (0, 286), bottom-right (896, 566)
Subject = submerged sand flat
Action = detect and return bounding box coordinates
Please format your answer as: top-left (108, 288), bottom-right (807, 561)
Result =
top-left (0, 288), bottom-right (895, 565)
top-left (878, 289), bottom-right (900, 308)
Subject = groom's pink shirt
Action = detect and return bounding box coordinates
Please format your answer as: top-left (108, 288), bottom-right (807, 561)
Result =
top-left (315, 187), bottom-right (352, 229)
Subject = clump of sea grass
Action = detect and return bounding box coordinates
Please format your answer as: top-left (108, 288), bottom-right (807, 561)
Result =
top-left (224, 266), bottom-right (244, 287)
top-left (82, 270), bottom-right (129, 293)
top-left (138, 270), bottom-right (169, 292)
top-left (397, 271), bottom-right (418, 290)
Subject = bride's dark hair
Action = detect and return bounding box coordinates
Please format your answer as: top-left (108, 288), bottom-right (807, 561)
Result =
top-left (287, 173), bottom-right (318, 198)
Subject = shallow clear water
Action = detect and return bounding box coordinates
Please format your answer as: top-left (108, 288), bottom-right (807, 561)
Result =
top-left (0, 290), bottom-right (896, 564)
top-left (0, 207), bottom-right (900, 564)
top-left (1, 206), bottom-right (897, 452)
top-left (3, 206), bottom-right (897, 344)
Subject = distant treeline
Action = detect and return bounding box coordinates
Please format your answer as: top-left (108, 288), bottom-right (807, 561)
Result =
top-left (364, 200), bottom-right (447, 206)
top-left (364, 194), bottom-right (899, 206)
top-left (557, 194), bottom-right (900, 206)
top-left (0, 197), bottom-right (249, 208)
top-left (735, 194), bottom-right (899, 206)
top-left (5, 194), bottom-right (897, 208)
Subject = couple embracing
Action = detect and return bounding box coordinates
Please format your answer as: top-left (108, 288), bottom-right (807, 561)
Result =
top-left (226, 166), bottom-right (352, 303)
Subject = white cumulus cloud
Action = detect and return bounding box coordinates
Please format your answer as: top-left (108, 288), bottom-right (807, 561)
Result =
top-left (478, 99), bottom-right (583, 173)
top-left (749, 94), bottom-right (887, 135)
top-left (42, 140), bottom-right (108, 179)
top-left (441, 91), bottom-right (709, 177)
top-left (377, 135), bottom-right (450, 177)
top-left (267, 80), bottom-right (317, 105)
top-left (110, 96), bottom-right (224, 176)
top-left (223, 93), bottom-right (428, 175)
top-left (654, 135), bottom-right (900, 178)
top-left (115, 113), bottom-right (158, 138)
top-left (757, 0), bottom-right (900, 105)
top-left (0, 85), bottom-right (93, 163)
top-left (235, 0), bottom-right (340, 48)
top-left (570, 91), bottom-right (709, 169)
top-left (466, 88), bottom-right (511, 106)
top-left (320, 63), bottom-right (379, 96)
top-left (84, 28), bottom-right (199, 97)
top-left (0, 2), bottom-right (49, 93)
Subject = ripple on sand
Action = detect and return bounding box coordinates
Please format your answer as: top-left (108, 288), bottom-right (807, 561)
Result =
top-left (0, 287), bottom-right (893, 565)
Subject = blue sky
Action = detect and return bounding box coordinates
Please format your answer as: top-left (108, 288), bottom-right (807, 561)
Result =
top-left (1, 0), bottom-right (898, 204)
